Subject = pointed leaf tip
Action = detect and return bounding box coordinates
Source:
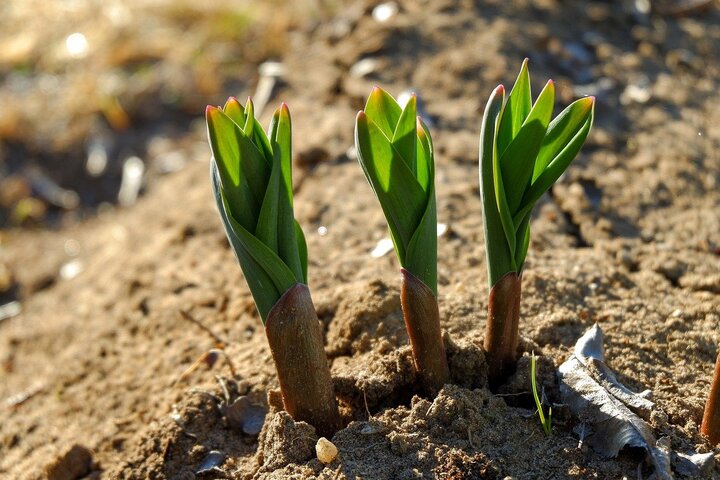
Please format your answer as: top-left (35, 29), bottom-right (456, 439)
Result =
top-left (494, 85), bottom-right (505, 95)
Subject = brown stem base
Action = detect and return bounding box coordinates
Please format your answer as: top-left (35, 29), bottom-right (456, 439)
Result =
top-left (701, 351), bottom-right (720, 445)
top-left (400, 269), bottom-right (450, 396)
top-left (484, 272), bottom-right (522, 389)
top-left (265, 284), bottom-right (341, 437)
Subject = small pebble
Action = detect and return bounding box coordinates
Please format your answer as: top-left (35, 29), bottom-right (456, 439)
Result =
top-left (315, 437), bottom-right (338, 464)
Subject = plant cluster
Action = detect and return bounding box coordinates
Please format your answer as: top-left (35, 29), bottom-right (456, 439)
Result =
top-left (206, 61), bottom-right (596, 436)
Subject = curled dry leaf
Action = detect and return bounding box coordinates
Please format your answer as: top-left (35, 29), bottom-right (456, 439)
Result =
top-left (558, 324), bottom-right (672, 480)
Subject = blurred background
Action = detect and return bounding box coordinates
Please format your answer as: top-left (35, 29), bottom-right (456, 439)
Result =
top-left (0, 0), bottom-right (716, 229)
top-left (0, 0), bottom-right (335, 228)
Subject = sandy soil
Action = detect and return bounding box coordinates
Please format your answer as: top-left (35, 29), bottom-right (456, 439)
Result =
top-left (0, 0), bottom-right (719, 479)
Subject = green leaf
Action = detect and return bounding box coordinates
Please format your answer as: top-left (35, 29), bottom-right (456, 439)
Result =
top-left (223, 97), bottom-right (246, 127)
top-left (211, 164), bottom-right (281, 322)
top-left (500, 80), bottom-right (555, 214)
top-left (392, 94), bottom-right (418, 175)
top-left (514, 212), bottom-right (531, 269)
top-left (497, 58), bottom-right (531, 156)
top-left (295, 220), bottom-right (308, 283)
top-left (533, 96), bottom-right (595, 181)
top-left (206, 107), bottom-right (268, 231)
top-left (491, 100), bottom-right (517, 270)
top-left (364, 87), bottom-right (402, 139)
top-left (243, 98), bottom-right (273, 166)
top-left (272, 104), bottom-right (304, 283)
top-left (255, 149), bottom-right (281, 252)
top-left (355, 111), bottom-right (426, 264)
top-left (404, 187), bottom-right (437, 295)
top-left (222, 192), bottom-right (297, 298)
top-left (416, 117), bottom-right (433, 193)
top-left (480, 85), bottom-right (515, 287)
top-left (513, 104), bottom-right (594, 226)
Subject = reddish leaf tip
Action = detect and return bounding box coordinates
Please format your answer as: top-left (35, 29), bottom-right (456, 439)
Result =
top-left (494, 84), bottom-right (505, 95)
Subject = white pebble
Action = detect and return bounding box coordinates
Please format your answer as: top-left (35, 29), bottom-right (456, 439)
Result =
top-left (316, 437), bottom-right (338, 464)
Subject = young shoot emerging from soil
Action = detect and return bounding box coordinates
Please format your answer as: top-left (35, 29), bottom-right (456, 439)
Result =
top-left (207, 98), bottom-right (341, 436)
top-left (479, 60), bottom-right (595, 386)
top-left (355, 87), bottom-right (450, 395)
top-left (701, 351), bottom-right (720, 444)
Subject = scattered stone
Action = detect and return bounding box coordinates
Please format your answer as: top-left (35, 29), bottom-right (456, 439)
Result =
top-left (221, 396), bottom-right (266, 436)
top-left (315, 437), bottom-right (338, 464)
top-left (195, 450), bottom-right (225, 475)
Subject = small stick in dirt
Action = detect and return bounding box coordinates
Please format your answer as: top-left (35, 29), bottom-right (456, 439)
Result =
top-left (355, 88), bottom-right (450, 396)
top-left (479, 59), bottom-right (594, 387)
top-left (701, 351), bottom-right (720, 444)
top-left (179, 309), bottom-right (228, 347)
top-left (174, 348), bottom-right (237, 384)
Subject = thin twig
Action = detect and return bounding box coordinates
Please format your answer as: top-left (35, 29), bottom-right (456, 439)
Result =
top-left (179, 309), bottom-right (227, 347)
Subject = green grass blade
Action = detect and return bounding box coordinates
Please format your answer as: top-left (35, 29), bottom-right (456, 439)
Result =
top-left (364, 87), bottom-right (402, 139)
top-left (392, 94), bottom-right (418, 175)
top-left (500, 80), bottom-right (555, 214)
top-left (531, 352), bottom-right (552, 436)
top-left (497, 58), bottom-right (531, 156)
top-left (480, 85), bottom-right (515, 287)
top-left (223, 97), bottom-right (246, 127)
top-left (513, 108), bottom-right (594, 226)
top-left (356, 111), bottom-right (426, 263)
top-left (533, 97), bottom-right (595, 181)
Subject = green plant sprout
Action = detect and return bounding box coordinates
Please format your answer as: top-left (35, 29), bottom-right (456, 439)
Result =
top-left (207, 97), bottom-right (340, 436)
top-left (480, 59), bottom-right (595, 386)
top-left (701, 351), bottom-right (720, 445)
top-left (531, 352), bottom-right (552, 436)
top-left (355, 87), bottom-right (450, 395)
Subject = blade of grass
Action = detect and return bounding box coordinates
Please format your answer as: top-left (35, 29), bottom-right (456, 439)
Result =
top-left (532, 352), bottom-right (552, 436)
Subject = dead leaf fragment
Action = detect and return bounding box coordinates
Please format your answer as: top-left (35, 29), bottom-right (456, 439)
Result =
top-left (558, 324), bottom-right (671, 480)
